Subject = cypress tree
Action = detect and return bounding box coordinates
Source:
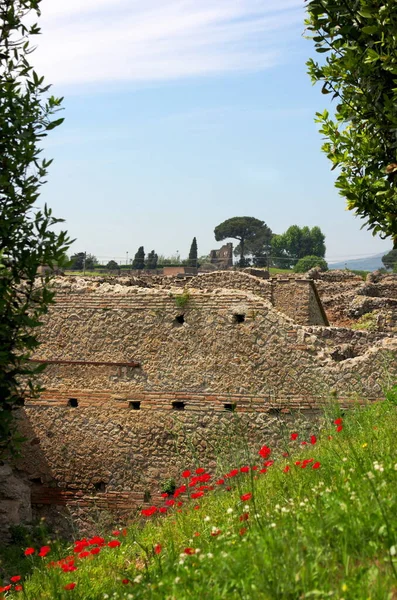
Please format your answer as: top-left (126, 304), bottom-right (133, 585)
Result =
top-left (188, 237), bottom-right (198, 267)
top-left (132, 246), bottom-right (145, 270)
top-left (146, 250), bottom-right (158, 270)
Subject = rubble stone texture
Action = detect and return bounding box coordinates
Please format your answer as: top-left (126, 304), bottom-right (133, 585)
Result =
top-left (6, 273), bottom-right (396, 533)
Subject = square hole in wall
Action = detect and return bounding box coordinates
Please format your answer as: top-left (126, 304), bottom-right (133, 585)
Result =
top-left (268, 407), bottom-right (281, 415)
top-left (129, 401), bottom-right (141, 410)
top-left (224, 403), bottom-right (236, 412)
top-left (93, 481), bottom-right (107, 492)
top-left (233, 313), bottom-right (245, 323)
top-left (172, 401), bottom-right (185, 410)
top-left (68, 398), bottom-right (78, 408)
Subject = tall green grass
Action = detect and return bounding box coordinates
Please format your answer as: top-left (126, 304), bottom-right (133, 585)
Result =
top-left (3, 397), bottom-right (397, 599)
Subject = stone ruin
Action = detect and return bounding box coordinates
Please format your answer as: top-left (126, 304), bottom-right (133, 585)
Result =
top-left (209, 242), bottom-right (233, 268)
top-left (3, 269), bottom-right (396, 535)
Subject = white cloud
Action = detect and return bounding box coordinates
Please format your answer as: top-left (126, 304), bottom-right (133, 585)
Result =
top-left (34, 0), bottom-right (303, 87)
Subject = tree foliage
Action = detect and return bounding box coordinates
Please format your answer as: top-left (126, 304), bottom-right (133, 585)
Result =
top-left (188, 237), bottom-right (198, 267)
top-left (146, 250), bottom-right (158, 270)
top-left (0, 0), bottom-right (71, 454)
top-left (234, 225), bottom-right (273, 267)
top-left (294, 255), bottom-right (328, 273)
top-left (69, 252), bottom-right (97, 271)
top-left (132, 246), bottom-right (145, 270)
top-left (382, 249), bottom-right (397, 270)
top-left (106, 260), bottom-right (119, 271)
top-left (214, 217), bottom-right (271, 267)
top-left (271, 226), bottom-right (326, 268)
top-left (306, 0), bottom-right (397, 247)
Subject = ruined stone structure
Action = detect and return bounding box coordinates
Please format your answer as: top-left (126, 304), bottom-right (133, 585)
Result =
top-left (209, 242), bottom-right (233, 268)
top-left (313, 270), bottom-right (397, 331)
top-left (11, 273), bottom-right (396, 532)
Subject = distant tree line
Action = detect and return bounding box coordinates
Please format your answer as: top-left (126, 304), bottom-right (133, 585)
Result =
top-left (214, 217), bottom-right (327, 270)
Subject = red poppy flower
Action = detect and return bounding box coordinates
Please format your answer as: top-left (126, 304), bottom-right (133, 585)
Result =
top-left (252, 466), bottom-right (258, 471)
top-left (264, 460), bottom-right (274, 467)
top-left (283, 465), bottom-right (290, 473)
top-left (122, 579), bottom-right (129, 585)
top-left (239, 527), bottom-right (247, 536)
top-left (15, 585), bottom-right (23, 592)
top-left (38, 546), bottom-right (51, 557)
top-left (184, 547), bottom-right (195, 555)
top-left (10, 576), bottom-right (21, 583)
top-left (336, 425), bottom-right (343, 432)
top-left (194, 532), bottom-right (200, 536)
top-left (161, 492), bottom-right (168, 498)
top-left (239, 513), bottom-right (249, 522)
top-left (312, 462), bottom-right (321, 469)
top-left (310, 435), bottom-right (317, 445)
top-left (108, 540), bottom-right (120, 548)
top-left (182, 470), bottom-right (191, 478)
top-left (301, 458), bottom-right (314, 468)
top-left (154, 544), bottom-right (162, 554)
top-left (64, 583), bottom-right (76, 591)
top-left (195, 468), bottom-right (205, 474)
top-left (290, 433), bottom-right (298, 441)
top-left (112, 530), bottom-right (120, 536)
top-left (240, 492), bottom-right (252, 502)
top-left (73, 540), bottom-right (89, 553)
top-left (282, 452), bottom-right (289, 457)
top-left (78, 551), bottom-right (90, 559)
top-left (141, 506), bottom-right (158, 517)
top-left (226, 486), bottom-right (232, 491)
top-left (88, 536), bottom-right (105, 546)
top-left (334, 418), bottom-right (343, 425)
top-left (226, 469), bottom-right (239, 478)
top-left (259, 445), bottom-right (271, 459)
top-left (191, 491), bottom-right (204, 499)
top-left (122, 529), bottom-right (127, 536)
top-left (0, 586), bottom-right (11, 593)
top-left (194, 505), bottom-right (200, 510)
top-left (177, 501), bottom-right (183, 507)
top-left (259, 468), bottom-right (267, 474)
top-left (216, 478), bottom-right (225, 485)
top-left (61, 564), bottom-right (77, 573)
top-left (90, 547), bottom-right (100, 555)
top-left (301, 441), bottom-right (308, 446)
top-left (165, 499), bottom-right (175, 506)
top-left (295, 461), bottom-right (301, 466)
top-left (240, 466), bottom-right (250, 473)
top-left (24, 548), bottom-right (35, 556)
top-left (174, 485), bottom-right (186, 497)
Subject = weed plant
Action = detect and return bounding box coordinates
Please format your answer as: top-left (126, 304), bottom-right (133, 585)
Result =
top-left (2, 397), bottom-right (396, 599)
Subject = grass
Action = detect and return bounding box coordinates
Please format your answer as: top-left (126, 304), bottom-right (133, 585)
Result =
top-left (2, 397), bottom-right (397, 599)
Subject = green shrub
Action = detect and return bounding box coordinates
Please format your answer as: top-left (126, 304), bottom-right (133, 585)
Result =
top-left (294, 255), bottom-right (328, 273)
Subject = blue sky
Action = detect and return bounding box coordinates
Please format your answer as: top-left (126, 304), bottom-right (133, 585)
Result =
top-left (36, 0), bottom-right (392, 264)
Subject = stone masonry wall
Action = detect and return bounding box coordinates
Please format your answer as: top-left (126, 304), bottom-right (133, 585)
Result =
top-left (187, 271), bottom-right (327, 326)
top-left (13, 280), bottom-right (396, 531)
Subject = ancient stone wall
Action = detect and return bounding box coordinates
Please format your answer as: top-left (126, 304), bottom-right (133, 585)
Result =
top-left (188, 272), bottom-right (328, 326)
top-left (11, 279), bottom-right (396, 531)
